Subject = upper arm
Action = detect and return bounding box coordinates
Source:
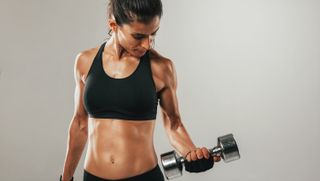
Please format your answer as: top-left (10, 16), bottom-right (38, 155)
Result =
top-left (71, 52), bottom-right (89, 129)
top-left (158, 59), bottom-right (182, 130)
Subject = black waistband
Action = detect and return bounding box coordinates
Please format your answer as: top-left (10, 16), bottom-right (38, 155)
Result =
top-left (83, 164), bottom-right (164, 181)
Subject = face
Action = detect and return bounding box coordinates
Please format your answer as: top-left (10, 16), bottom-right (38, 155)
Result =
top-left (110, 16), bottom-right (160, 58)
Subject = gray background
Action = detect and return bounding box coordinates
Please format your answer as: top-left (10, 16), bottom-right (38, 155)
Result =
top-left (1, 0), bottom-right (319, 180)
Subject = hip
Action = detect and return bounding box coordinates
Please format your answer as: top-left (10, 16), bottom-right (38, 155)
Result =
top-left (83, 164), bottom-right (164, 181)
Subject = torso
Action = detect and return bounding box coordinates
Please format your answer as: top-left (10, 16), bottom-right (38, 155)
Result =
top-left (84, 118), bottom-right (157, 179)
top-left (80, 43), bottom-right (167, 179)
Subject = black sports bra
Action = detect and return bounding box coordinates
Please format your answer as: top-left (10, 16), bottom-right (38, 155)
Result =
top-left (83, 42), bottom-right (159, 120)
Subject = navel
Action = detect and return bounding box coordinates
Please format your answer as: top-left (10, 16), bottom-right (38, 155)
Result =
top-left (110, 155), bottom-right (115, 164)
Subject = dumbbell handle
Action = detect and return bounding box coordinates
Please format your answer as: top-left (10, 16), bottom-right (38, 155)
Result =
top-left (178, 146), bottom-right (222, 164)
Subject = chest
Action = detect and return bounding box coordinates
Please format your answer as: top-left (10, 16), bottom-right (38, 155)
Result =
top-left (100, 59), bottom-right (164, 94)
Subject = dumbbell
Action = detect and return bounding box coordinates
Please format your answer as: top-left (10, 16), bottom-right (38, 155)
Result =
top-left (160, 134), bottom-right (240, 180)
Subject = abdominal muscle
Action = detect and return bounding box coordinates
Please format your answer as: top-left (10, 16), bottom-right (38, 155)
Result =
top-left (83, 117), bottom-right (158, 180)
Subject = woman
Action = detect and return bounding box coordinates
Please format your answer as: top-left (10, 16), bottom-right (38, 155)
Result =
top-left (61, 0), bottom-right (220, 180)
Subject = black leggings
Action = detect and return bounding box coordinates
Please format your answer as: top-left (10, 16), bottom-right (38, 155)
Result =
top-left (83, 165), bottom-right (165, 181)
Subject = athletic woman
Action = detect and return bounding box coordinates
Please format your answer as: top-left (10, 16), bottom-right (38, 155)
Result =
top-left (61, 1), bottom-right (220, 180)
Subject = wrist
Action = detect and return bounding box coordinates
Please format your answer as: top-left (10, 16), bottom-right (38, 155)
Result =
top-left (60, 175), bottom-right (74, 181)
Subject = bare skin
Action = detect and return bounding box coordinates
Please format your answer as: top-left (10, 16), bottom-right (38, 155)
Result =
top-left (81, 45), bottom-right (165, 179)
top-left (61, 16), bottom-right (220, 181)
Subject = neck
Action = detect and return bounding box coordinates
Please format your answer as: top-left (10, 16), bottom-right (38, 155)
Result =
top-left (106, 35), bottom-right (130, 60)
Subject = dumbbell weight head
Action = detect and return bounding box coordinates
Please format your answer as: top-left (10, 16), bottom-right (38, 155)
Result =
top-left (217, 134), bottom-right (240, 162)
top-left (160, 150), bottom-right (183, 179)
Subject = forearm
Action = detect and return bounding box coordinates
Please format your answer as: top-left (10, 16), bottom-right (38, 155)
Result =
top-left (166, 122), bottom-right (197, 157)
top-left (61, 119), bottom-right (88, 181)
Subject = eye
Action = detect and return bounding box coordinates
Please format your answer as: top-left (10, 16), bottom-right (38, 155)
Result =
top-left (133, 33), bottom-right (157, 40)
top-left (133, 35), bottom-right (145, 40)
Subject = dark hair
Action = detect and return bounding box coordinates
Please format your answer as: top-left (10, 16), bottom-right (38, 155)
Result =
top-left (107, 0), bottom-right (163, 25)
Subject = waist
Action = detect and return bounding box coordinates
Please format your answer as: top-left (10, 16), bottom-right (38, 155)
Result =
top-left (84, 118), bottom-right (158, 179)
top-left (87, 118), bottom-right (156, 152)
top-left (84, 164), bottom-right (163, 181)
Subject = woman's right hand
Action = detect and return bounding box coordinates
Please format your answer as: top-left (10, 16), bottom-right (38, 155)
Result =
top-left (184, 147), bottom-right (219, 173)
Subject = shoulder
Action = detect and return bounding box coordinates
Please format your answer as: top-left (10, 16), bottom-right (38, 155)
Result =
top-left (148, 49), bottom-right (177, 89)
top-left (148, 49), bottom-right (176, 77)
top-left (74, 45), bottom-right (100, 82)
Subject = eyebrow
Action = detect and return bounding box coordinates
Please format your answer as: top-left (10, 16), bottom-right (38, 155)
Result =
top-left (132, 27), bottom-right (160, 36)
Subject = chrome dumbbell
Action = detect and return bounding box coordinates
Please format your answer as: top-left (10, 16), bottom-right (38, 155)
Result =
top-left (160, 134), bottom-right (240, 180)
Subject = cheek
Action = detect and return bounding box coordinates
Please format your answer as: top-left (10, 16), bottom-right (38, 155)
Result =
top-left (122, 41), bottom-right (139, 53)
top-left (118, 34), bottom-right (140, 49)
top-left (127, 38), bottom-right (140, 48)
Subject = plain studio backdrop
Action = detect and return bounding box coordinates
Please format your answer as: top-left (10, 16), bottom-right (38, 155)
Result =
top-left (1, 0), bottom-right (319, 180)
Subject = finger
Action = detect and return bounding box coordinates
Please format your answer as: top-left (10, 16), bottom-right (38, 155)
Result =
top-left (190, 150), bottom-right (198, 161)
top-left (201, 147), bottom-right (210, 159)
top-left (186, 152), bottom-right (191, 162)
top-left (196, 148), bottom-right (203, 159)
top-left (213, 156), bottom-right (221, 162)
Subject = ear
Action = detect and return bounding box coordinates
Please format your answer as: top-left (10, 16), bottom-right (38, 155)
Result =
top-left (108, 16), bottom-right (118, 32)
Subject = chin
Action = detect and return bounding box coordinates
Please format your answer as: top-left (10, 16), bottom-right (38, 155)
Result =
top-left (132, 49), bottom-right (147, 58)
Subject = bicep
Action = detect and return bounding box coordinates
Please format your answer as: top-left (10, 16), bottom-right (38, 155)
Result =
top-left (71, 53), bottom-right (88, 129)
top-left (159, 59), bottom-right (182, 130)
top-left (159, 87), bottom-right (179, 118)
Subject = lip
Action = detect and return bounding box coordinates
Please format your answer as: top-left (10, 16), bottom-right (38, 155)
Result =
top-left (135, 49), bottom-right (147, 56)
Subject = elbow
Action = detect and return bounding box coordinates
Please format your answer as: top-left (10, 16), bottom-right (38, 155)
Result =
top-left (67, 117), bottom-right (88, 149)
top-left (166, 113), bottom-right (183, 131)
top-left (78, 117), bottom-right (88, 136)
top-left (70, 114), bottom-right (88, 136)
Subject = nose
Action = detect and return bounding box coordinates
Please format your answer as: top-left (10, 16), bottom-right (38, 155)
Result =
top-left (141, 36), bottom-right (154, 50)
